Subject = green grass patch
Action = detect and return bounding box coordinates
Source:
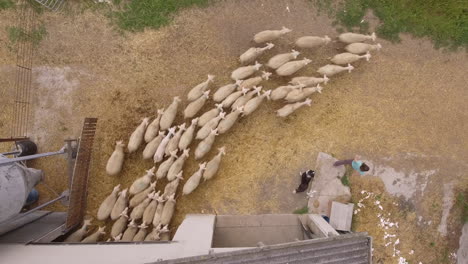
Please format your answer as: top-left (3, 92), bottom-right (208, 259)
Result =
top-left (0, 0), bottom-right (14, 10)
top-left (341, 166), bottom-right (353, 186)
top-left (456, 192), bottom-right (468, 222)
top-left (113, 0), bottom-right (212, 32)
top-left (7, 24), bottom-right (47, 46)
top-left (313, 0), bottom-right (468, 49)
top-left (293, 206), bottom-right (309, 214)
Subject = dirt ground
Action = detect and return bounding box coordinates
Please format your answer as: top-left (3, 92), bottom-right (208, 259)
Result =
top-left (0, 0), bottom-right (467, 263)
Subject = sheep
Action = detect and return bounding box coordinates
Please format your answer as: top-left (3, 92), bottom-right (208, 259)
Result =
top-left (111, 207), bottom-right (129, 237)
top-left (159, 225), bottom-right (171, 241)
top-left (232, 86), bottom-right (262, 110)
top-left (253, 26), bottom-right (291, 43)
top-left (295, 35), bottom-right (331, 48)
top-left (213, 80), bottom-right (242, 102)
top-left (167, 148), bottom-right (190, 181)
top-left (144, 108), bottom-right (164, 143)
top-left (152, 196), bottom-right (166, 227)
top-left (276, 58), bottom-right (311, 76)
top-left (160, 97), bottom-right (181, 131)
top-left (203, 147), bottom-right (226, 181)
top-left (271, 84), bottom-right (304, 101)
top-left (129, 181), bottom-right (156, 208)
top-left (127, 118), bottom-right (150, 153)
top-left (221, 87), bottom-right (249, 108)
top-left (130, 192), bottom-right (154, 220)
top-left (195, 129), bottom-right (218, 160)
top-left (82, 226), bottom-right (106, 243)
top-left (240, 43), bottom-right (274, 64)
top-left (106, 140), bottom-right (125, 176)
top-left (317, 63), bottom-right (354, 76)
top-left (276, 98), bottom-right (312, 117)
top-left (289, 75), bottom-right (329, 86)
top-left (132, 223), bottom-right (149, 242)
top-left (179, 118), bottom-right (198, 150)
top-left (142, 193), bottom-right (159, 225)
top-left (156, 150), bottom-right (178, 180)
top-left (145, 226), bottom-right (161, 241)
top-left (198, 104), bottom-right (223, 127)
top-left (267, 49), bottom-right (300, 69)
top-left (231, 61), bottom-right (262, 80)
top-left (242, 90), bottom-right (272, 116)
top-left (196, 112), bottom-right (225, 140)
top-left (184, 90), bottom-right (210, 119)
top-left (237, 71), bottom-right (271, 91)
top-left (217, 107), bottom-right (243, 134)
top-left (129, 167), bottom-right (156, 195)
top-left (163, 171), bottom-right (183, 198)
top-left (338, 32), bottom-right (376, 44)
top-left (142, 131), bottom-right (165, 160)
top-left (331, 52), bottom-right (371, 65)
top-left (187, 74), bottom-right (215, 102)
top-left (160, 194), bottom-right (176, 226)
top-left (345, 43), bottom-right (382, 54)
top-left (154, 127), bottom-right (175, 163)
top-left (121, 220), bottom-right (138, 241)
top-left (285, 84), bottom-right (323, 103)
top-left (165, 123), bottom-right (186, 156)
top-left (110, 188), bottom-right (128, 220)
top-left (182, 162), bottom-right (207, 195)
top-left (97, 184), bottom-right (120, 221)
top-left (64, 219), bottom-right (92, 242)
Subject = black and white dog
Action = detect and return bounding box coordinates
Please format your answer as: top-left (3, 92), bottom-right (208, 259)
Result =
top-left (293, 170), bottom-right (315, 193)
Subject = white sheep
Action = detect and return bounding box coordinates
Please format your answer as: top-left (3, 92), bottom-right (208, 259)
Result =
top-left (64, 219), bottom-right (92, 242)
top-left (106, 140), bottom-right (125, 176)
top-left (237, 71), bottom-right (271, 91)
top-left (129, 167), bottom-right (156, 195)
top-left (231, 61), bottom-right (262, 80)
top-left (182, 162), bottom-right (207, 195)
top-left (196, 112), bottom-right (225, 140)
top-left (165, 123), bottom-right (186, 156)
top-left (167, 148), bottom-right (190, 181)
top-left (213, 80), bottom-right (242, 102)
top-left (277, 98), bottom-right (312, 117)
top-left (289, 75), bottom-right (329, 86)
top-left (187, 75), bottom-right (215, 101)
top-left (130, 192), bottom-right (154, 220)
top-left (295, 35), bottom-right (331, 48)
top-left (195, 129), bottom-right (218, 160)
top-left (184, 90), bottom-right (210, 119)
top-left (331, 52), bottom-right (371, 65)
top-left (345, 43), bottom-right (382, 54)
top-left (129, 181), bottom-right (156, 208)
top-left (160, 194), bottom-right (176, 226)
top-left (203, 147), bottom-right (226, 181)
top-left (242, 90), bottom-right (272, 116)
top-left (127, 118), bottom-right (150, 153)
top-left (156, 150), bottom-right (178, 180)
top-left (276, 58), bottom-right (312, 76)
top-left (132, 223), bottom-right (149, 242)
top-left (110, 188), bottom-right (128, 220)
top-left (240, 43), bottom-right (274, 64)
top-left (285, 84), bottom-right (323, 103)
top-left (111, 208), bottom-right (128, 238)
top-left (267, 49), bottom-right (300, 69)
top-left (144, 108), bottom-right (164, 143)
top-left (97, 184), bottom-right (120, 221)
top-left (338, 32), bottom-right (376, 44)
top-left (142, 131), bottom-right (165, 160)
top-left (221, 87), bottom-right (249, 108)
top-left (121, 220), bottom-right (138, 241)
top-left (82, 226), bottom-right (105, 243)
top-left (198, 104), bottom-right (223, 127)
top-left (253, 26), bottom-right (291, 43)
top-left (153, 127), bottom-right (175, 163)
top-left (179, 118), bottom-right (198, 150)
top-left (232, 86), bottom-right (262, 110)
top-left (160, 97), bottom-right (181, 131)
top-left (317, 64), bottom-right (354, 76)
top-left (217, 107), bottom-right (243, 134)
top-left (271, 84), bottom-right (304, 101)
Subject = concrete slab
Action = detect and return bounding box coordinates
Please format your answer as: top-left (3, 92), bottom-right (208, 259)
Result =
top-left (307, 153), bottom-right (351, 216)
top-left (173, 214), bottom-right (215, 253)
top-left (457, 223), bottom-right (468, 264)
top-left (307, 214), bottom-right (339, 238)
top-left (330, 202), bottom-right (354, 232)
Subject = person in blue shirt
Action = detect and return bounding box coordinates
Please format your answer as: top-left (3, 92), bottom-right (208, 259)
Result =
top-left (333, 155), bottom-right (370, 175)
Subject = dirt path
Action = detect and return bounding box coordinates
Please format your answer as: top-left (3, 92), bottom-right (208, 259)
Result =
top-left (0, 0), bottom-right (467, 262)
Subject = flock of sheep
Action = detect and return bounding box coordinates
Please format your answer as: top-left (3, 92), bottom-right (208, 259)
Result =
top-left (64, 26), bottom-right (381, 243)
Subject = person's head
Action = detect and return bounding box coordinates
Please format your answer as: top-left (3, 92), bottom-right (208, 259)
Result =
top-left (360, 163), bottom-right (370, 172)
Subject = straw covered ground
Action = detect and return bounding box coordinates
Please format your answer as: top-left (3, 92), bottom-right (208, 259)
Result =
top-left (0, 0), bottom-right (467, 263)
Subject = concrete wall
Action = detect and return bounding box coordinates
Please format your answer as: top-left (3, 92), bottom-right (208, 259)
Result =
top-left (213, 214), bottom-right (304, 247)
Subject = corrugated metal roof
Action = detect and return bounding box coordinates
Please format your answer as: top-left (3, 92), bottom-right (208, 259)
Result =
top-left (152, 233), bottom-right (371, 264)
